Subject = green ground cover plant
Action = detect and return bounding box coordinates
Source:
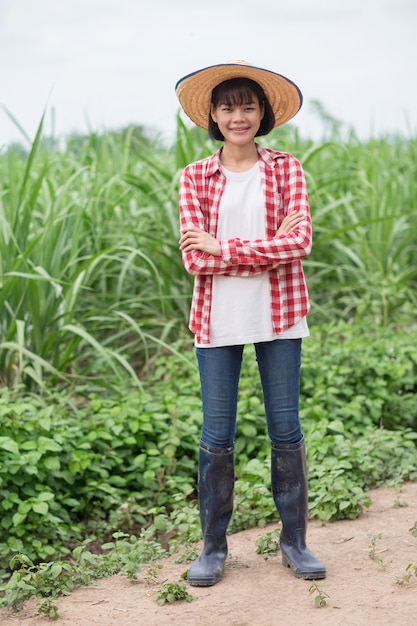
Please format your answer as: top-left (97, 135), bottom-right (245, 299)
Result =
top-left (0, 324), bottom-right (416, 579)
top-left (0, 530), bottom-right (168, 617)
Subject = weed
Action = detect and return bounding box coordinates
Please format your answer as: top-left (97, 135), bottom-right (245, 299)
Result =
top-left (308, 580), bottom-right (330, 607)
top-left (0, 554), bottom-right (77, 614)
top-left (154, 581), bottom-right (193, 606)
top-left (74, 530), bottom-right (167, 583)
top-left (396, 563), bottom-right (417, 587)
top-left (393, 498), bottom-right (409, 509)
top-left (367, 532), bottom-right (384, 564)
top-left (0, 532), bottom-right (167, 618)
top-left (396, 521), bottom-right (417, 586)
top-left (171, 544), bottom-right (199, 564)
top-left (255, 528), bottom-right (281, 560)
top-left (393, 487), bottom-right (409, 509)
top-left (143, 563), bottom-right (163, 586)
top-left (38, 597), bottom-right (59, 620)
top-left (225, 554), bottom-right (245, 570)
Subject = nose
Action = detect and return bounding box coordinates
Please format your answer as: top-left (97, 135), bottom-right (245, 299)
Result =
top-left (231, 106), bottom-right (245, 121)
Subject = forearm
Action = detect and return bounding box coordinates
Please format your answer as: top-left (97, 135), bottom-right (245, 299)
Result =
top-left (182, 249), bottom-right (279, 276)
top-left (219, 230), bottom-right (312, 265)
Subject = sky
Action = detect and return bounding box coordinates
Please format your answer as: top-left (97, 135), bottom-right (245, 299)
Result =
top-left (1, 0), bottom-right (416, 148)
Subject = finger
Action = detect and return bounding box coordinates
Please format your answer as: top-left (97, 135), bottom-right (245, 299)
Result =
top-left (179, 231), bottom-right (196, 244)
top-left (284, 215), bottom-right (303, 228)
top-left (179, 227), bottom-right (202, 244)
top-left (179, 233), bottom-right (191, 244)
top-left (180, 226), bottom-right (201, 237)
top-left (180, 233), bottom-right (201, 250)
top-left (286, 212), bottom-right (303, 223)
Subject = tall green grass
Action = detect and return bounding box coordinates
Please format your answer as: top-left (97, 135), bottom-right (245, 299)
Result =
top-left (0, 119), bottom-right (188, 388)
top-left (263, 125), bottom-right (417, 325)
top-left (307, 137), bottom-right (417, 324)
top-left (1, 115), bottom-right (416, 389)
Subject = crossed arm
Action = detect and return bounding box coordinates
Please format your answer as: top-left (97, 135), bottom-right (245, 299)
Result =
top-left (179, 210), bottom-right (304, 256)
top-left (179, 154), bottom-right (311, 276)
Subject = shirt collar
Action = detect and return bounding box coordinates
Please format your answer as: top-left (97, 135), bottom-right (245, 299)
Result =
top-left (256, 144), bottom-right (288, 170)
top-left (205, 148), bottom-right (223, 177)
top-left (205, 144), bottom-right (288, 178)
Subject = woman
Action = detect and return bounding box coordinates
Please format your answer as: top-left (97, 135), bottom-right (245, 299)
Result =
top-left (175, 61), bottom-right (326, 586)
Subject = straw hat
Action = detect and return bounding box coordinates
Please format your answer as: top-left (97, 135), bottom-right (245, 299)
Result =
top-left (175, 60), bottom-right (303, 130)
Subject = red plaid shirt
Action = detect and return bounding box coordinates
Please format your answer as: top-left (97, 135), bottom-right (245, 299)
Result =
top-left (179, 144), bottom-right (312, 345)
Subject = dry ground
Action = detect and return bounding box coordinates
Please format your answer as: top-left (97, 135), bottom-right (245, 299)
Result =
top-left (2, 481), bottom-right (417, 626)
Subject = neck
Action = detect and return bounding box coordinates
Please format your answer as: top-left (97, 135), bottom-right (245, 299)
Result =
top-left (220, 142), bottom-right (258, 172)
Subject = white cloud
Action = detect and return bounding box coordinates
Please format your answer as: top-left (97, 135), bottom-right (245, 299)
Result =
top-left (1, 0), bottom-right (416, 146)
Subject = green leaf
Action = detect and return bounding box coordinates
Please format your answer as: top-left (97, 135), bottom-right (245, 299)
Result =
top-left (12, 512), bottom-right (27, 526)
top-left (32, 502), bottom-right (49, 515)
top-left (37, 491), bottom-right (55, 502)
top-left (0, 437), bottom-right (19, 455)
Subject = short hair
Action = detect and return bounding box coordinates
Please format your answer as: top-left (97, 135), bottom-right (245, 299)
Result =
top-left (208, 77), bottom-right (275, 141)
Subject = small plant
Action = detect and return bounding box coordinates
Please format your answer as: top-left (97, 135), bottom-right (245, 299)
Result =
top-left (255, 528), bottom-right (281, 560)
top-left (393, 498), bottom-right (409, 509)
top-left (396, 562), bottom-right (417, 586)
top-left (155, 581), bottom-right (193, 606)
top-left (393, 487), bottom-right (409, 509)
top-left (308, 580), bottom-right (330, 607)
top-left (74, 530), bottom-right (167, 584)
top-left (226, 554), bottom-right (245, 570)
top-left (0, 531), bottom-right (168, 617)
top-left (367, 532), bottom-right (384, 564)
top-left (396, 522), bottom-right (417, 586)
top-left (143, 563), bottom-right (163, 586)
top-left (171, 544), bottom-right (199, 564)
top-left (38, 597), bottom-right (60, 620)
top-left (0, 553), bottom-right (77, 615)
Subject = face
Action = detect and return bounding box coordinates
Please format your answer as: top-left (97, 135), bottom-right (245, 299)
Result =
top-left (210, 95), bottom-right (264, 145)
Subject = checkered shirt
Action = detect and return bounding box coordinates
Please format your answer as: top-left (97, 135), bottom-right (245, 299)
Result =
top-left (179, 144), bottom-right (312, 345)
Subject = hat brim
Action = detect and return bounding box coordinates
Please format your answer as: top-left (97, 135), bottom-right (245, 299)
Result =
top-left (175, 62), bottom-right (303, 130)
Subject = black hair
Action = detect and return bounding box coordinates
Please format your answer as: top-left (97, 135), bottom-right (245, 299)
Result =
top-left (208, 77), bottom-right (275, 141)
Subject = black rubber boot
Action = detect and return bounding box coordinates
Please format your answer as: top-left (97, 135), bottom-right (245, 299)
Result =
top-left (187, 442), bottom-right (234, 586)
top-left (271, 437), bottom-right (326, 580)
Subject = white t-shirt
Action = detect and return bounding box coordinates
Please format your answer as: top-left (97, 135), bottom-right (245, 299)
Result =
top-left (195, 162), bottom-right (309, 348)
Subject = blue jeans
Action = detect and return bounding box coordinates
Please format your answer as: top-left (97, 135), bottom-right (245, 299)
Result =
top-left (196, 339), bottom-right (303, 448)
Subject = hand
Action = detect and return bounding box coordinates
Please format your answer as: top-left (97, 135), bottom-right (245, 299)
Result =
top-left (275, 211), bottom-right (304, 236)
top-left (179, 226), bottom-right (221, 256)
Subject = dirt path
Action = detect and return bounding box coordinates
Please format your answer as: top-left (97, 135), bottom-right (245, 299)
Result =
top-left (2, 482), bottom-right (417, 626)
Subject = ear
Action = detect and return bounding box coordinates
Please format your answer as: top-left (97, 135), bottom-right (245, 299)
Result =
top-left (210, 103), bottom-right (217, 123)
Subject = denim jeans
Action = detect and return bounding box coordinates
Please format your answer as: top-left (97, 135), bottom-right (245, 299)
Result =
top-left (196, 339), bottom-right (303, 448)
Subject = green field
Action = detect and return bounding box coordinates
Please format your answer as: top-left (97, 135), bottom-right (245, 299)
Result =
top-left (1, 114), bottom-right (416, 612)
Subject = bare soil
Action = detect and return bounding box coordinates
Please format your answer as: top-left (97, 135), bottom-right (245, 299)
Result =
top-left (2, 481), bottom-right (417, 626)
